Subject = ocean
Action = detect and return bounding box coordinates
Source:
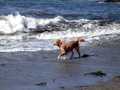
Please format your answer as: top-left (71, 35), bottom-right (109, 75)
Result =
top-left (0, 0), bottom-right (120, 52)
top-left (1, 1), bottom-right (120, 89)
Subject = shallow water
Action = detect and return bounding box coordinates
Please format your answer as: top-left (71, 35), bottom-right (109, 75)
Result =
top-left (0, 1), bottom-right (120, 90)
top-left (0, 46), bottom-right (120, 90)
top-left (0, 0), bottom-right (120, 52)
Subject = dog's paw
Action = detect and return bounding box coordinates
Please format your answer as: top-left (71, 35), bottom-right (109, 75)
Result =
top-left (62, 56), bottom-right (67, 60)
top-left (57, 56), bottom-right (61, 60)
top-left (57, 56), bottom-right (67, 60)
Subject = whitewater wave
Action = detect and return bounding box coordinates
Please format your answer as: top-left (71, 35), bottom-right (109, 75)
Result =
top-left (0, 12), bottom-right (65, 34)
top-left (0, 12), bottom-right (119, 35)
top-left (0, 12), bottom-right (105, 34)
top-left (0, 12), bottom-right (120, 52)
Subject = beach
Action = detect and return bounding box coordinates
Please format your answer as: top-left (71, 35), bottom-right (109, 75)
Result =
top-left (0, 0), bottom-right (120, 90)
top-left (0, 39), bottom-right (120, 90)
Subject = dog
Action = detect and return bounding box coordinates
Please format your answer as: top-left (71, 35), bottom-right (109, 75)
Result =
top-left (54, 37), bottom-right (85, 59)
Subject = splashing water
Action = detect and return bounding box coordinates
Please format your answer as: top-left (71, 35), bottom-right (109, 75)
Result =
top-left (0, 12), bottom-right (120, 52)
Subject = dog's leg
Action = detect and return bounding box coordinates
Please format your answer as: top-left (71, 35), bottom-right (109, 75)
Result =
top-left (58, 52), bottom-right (66, 60)
top-left (70, 50), bottom-right (74, 59)
top-left (62, 56), bottom-right (67, 60)
top-left (57, 49), bottom-right (64, 60)
top-left (57, 50), bottom-right (62, 60)
top-left (75, 47), bottom-right (81, 58)
top-left (59, 48), bottom-right (67, 60)
top-left (57, 55), bottom-right (61, 60)
top-left (61, 53), bottom-right (66, 60)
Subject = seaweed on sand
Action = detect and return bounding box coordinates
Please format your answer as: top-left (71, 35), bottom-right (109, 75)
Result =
top-left (84, 70), bottom-right (106, 77)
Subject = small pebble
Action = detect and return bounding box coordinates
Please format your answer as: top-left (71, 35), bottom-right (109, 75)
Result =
top-left (60, 86), bottom-right (65, 89)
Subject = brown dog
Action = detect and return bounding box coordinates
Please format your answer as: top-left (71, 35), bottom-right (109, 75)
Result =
top-left (54, 37), bottom-right (85, 59)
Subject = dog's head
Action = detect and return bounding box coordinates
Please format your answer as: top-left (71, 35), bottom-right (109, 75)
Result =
top-left (53, 39), bottom-right (63, 47)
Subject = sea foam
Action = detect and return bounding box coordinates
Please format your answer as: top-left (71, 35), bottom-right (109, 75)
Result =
top-left (0, 12), bottom-right (65, 34)
top-left (0, 12), bottom-right (120, 52)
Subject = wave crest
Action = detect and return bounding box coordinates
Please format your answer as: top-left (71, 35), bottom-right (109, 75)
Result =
top-left (0, 12), bottom-right (119, 35)
top-left (0, 12), bottom-right (65, 34)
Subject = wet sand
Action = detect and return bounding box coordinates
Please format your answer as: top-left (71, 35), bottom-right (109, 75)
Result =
top-left (70, 76), bottom-right (120, 90)
top-left (0, 40), bottom-right (120, 90)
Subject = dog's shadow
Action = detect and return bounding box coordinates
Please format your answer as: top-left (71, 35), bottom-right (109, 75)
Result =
top-left (58, 54), bottom-right (93, 63)
top-left (71, 54), bottom-right (94, 60)
top-left (56, 54), bottom-right (95, 63)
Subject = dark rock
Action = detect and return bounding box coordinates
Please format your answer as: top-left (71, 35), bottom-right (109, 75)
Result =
top-left (84, 70), bottom-right (106, 77)
top-left (112, 76), bottom-right (120, 82)
top-left (35, 82), bottom-right (47, 86)
top-left (52, 79), bottom-right (56, 83)
top-left (0, 63), bottom-right (6, 67)
top-left (81, 54), bottom-right (90, 58)
top-left (105, 0), bottom-right (120, 2)
top-left (60, 86), bottom-right (65, 89)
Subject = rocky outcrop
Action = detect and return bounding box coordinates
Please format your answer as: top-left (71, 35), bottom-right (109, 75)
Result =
top-left (105, 0), bottom-right (120, 2)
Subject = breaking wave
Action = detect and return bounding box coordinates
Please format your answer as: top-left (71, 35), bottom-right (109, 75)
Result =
top-left (0, 12), bottom-right (120, 34)
top-left (0, 12), bottom-right (120, 52)
top-left (0, 12), bottom-right (66, 34)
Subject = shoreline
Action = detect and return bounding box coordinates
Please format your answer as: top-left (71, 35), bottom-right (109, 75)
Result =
top-left (0, 40), bottom-right (120, 90)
